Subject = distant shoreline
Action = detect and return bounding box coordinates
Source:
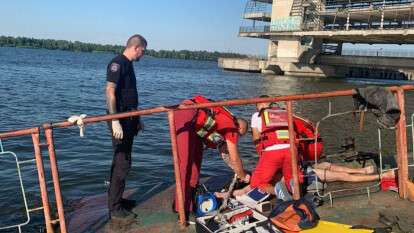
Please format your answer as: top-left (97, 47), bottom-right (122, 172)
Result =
top-left (0, 36), bottom-right (248, 61)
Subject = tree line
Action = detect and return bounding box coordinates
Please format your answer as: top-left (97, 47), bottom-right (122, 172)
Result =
top-left (0, 36), bottom-right (248, 61)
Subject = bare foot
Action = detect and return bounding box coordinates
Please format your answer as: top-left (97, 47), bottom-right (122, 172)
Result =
top-left (214, 192), bottom-right (230, 199)
top-left (381, 170), bottom-right (396, 179)
top-left (364, 165), bottom-right (375, 174)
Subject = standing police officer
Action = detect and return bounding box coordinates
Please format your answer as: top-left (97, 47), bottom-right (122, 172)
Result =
top-left (106, 34), bottom-right (146, 220)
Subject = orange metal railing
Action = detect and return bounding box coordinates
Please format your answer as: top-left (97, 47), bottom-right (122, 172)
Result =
top-left (0, 85), bottom-right (413, 231)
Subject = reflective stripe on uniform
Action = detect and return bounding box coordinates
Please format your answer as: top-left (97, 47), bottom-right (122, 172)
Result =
top-left (276, 130), bottom-right (289, 139)
top-left (264, 111), bottom-right (271, 126)
top-left (197, 128), bottom-right (209, 138)
top-left (196, 115), bottom-right (216, 137)
top-left (203, 116), bottom-right (216, 131)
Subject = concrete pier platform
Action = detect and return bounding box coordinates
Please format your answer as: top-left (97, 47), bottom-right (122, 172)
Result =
top-left (218, 57), bottom-right (344, 77)
top-left (218, 57), bottom-right (414, 80)
top-left (218, 57), bottom-right (266, 73)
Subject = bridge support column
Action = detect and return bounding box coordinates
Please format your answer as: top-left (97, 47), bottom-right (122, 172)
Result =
top-left (277, 38), bottom-right (302, 60)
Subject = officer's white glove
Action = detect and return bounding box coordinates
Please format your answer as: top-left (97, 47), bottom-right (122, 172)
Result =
top-left (112, 120), bottom-right (123, 139)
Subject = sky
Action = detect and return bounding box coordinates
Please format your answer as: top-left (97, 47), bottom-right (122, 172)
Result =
top-left (1, 1), bottom-right (413, 55)
top-left (0, 0), bottom-right (268, 55)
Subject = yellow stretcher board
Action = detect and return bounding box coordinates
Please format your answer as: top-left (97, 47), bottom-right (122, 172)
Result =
top-left (301, 221), bottom-right (373, 233)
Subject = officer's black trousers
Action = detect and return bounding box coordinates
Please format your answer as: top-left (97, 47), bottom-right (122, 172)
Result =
top-left (108, 135), bottom-right (134, 212)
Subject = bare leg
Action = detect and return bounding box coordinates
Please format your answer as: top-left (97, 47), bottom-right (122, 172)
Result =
top-left (214, 185), bottom-right (252, 198)
top-left (234, 185), bottom-right (252, 196)
top-left (313, 169), bottom-right (394, 182)
top-left (314, 162), bottom-right (374, 175)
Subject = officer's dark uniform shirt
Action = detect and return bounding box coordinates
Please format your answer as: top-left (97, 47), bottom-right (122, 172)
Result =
top-left (107, 54), bottom-right (140, 136)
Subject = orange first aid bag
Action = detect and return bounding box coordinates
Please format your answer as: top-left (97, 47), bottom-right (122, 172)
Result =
top-left (269, 198), bottom-right (319, 232)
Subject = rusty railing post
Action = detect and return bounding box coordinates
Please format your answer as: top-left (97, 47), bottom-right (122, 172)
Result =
top-left (395, 88), bottom-right (408, 199)
top-left (286, 101), bottom-right (301, 200)
top-left (31, 129), bottom-right (54, 233)
top-left (167, 111), bottom-right (186, 226)
top-left (44, 124), bottom-right (67, 233)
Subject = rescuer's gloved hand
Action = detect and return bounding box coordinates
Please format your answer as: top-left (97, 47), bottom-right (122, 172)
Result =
top-left (112, 120), bottom-right (123, 139)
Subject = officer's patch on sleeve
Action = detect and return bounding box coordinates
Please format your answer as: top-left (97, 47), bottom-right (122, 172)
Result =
top-left (110, 63), bottom-right (120, 72)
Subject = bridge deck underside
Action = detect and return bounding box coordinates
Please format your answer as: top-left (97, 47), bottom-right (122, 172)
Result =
top-left (239, 29), bottom-right (414, 43)
top-left (305, 30), bottom-right (414, 43)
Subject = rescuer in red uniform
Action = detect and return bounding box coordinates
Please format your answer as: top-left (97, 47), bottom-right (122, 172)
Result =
top-left (216, 98), bottom-right (322, 199)
top-left (249, 101), bottom-right (304, 194)
top-left (173, 96), bottom-right (249, 216)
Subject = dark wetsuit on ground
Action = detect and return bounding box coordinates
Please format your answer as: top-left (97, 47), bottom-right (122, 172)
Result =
top-left (106, 54), bottom-right (140, 213)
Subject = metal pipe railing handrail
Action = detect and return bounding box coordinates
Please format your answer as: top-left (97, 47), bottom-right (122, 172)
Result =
top-left (2, 85), bottom-right (414, 139)
top-left (1, 85), bottom-right (413, 231)
top-left (0, 128), bottom-right (39, 139)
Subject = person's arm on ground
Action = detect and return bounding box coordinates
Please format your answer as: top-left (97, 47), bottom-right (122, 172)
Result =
top-left (106, 81), bottom-right (123, 139)
top-left (215, 185), bottom-right (252, 199)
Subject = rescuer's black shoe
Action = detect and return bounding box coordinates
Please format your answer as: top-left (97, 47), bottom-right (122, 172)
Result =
top-left (110, 207), bottom-right (137, 220)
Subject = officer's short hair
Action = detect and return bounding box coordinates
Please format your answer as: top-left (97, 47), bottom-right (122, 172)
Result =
top-left (126, 34), bottom-right (147, 48)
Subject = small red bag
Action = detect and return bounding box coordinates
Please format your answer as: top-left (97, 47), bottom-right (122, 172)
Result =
top-left (380, 177), bottom-right (398, 192)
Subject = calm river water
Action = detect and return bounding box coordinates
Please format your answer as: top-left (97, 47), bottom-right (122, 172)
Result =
top-left (0, 47), bottom-right (413, 231)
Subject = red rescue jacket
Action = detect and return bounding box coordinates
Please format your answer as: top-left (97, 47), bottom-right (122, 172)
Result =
top-left (256, 107), bottom-right (323, 161)
top-left (189, 95), bottom-right (237, 149)
top-left (294, 116), bottom-right (323, 161)
top-left (256, 107), bottom-right (290, 151)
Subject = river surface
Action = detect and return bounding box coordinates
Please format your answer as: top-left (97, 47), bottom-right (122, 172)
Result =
top-left (0, 47), bottom-right (413, 232)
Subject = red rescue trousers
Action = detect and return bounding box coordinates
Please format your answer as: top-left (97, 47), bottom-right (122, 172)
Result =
top-left (250, 148), bottom-right (303, 192)
top-left (173, 109), bottom-right (203, 213)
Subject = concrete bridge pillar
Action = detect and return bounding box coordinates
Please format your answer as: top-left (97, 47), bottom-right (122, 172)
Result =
top-left (277, 38), bottom-right (302, 61)
top-left (262, 0), bottom-right (341, 76)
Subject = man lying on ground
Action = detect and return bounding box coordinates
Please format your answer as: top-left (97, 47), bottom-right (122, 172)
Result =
top-left (215, 162), bottom-right (395, 199)
top-left (310, 162), bottom-right (394, 182)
